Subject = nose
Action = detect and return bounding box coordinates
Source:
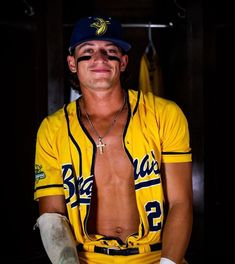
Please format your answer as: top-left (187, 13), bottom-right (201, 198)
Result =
top-left (92, 49), bottom-right (108, 61)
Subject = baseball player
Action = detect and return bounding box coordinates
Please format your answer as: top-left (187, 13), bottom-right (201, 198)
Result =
top-left (34, 16), bottom-right (193, 264)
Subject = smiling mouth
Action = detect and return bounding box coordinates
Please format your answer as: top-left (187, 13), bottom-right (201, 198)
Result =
top-left (90, 68), bottom-right (111, 73)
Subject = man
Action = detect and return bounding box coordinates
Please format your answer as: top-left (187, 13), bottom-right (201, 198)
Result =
top-left (34, 16), bottom-right (193, 264)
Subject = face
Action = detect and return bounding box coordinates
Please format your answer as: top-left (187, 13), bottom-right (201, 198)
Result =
top-left (67, 40), bottom-right (128, 92)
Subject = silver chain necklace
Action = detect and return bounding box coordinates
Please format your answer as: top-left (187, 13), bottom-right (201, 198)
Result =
top-left (83, 94), bottom-right (126, 154)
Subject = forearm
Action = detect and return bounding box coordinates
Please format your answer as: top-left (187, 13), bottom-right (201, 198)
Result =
top-left (161, 202), bottom-right (193, 264)
top-left (36, 212), bottom-right (80, 264)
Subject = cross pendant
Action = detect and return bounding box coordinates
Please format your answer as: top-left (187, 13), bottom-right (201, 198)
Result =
top-left (96, 137), bottom-right (106, 154)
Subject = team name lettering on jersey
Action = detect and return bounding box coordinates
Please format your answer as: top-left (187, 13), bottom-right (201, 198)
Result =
top-left (133, 150), bottom-right (161, 190)
top-left (78, 175), bottom-right (93, 204)
top-left (62, 164), bottom-right (93, 206)
top-left (62, 150), bottom-right (160, 205)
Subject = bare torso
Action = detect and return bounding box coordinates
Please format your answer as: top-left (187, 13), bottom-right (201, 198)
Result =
top-left (81, 103), bottom-right (140, 243)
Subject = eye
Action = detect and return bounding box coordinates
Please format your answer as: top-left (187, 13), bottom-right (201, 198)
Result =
top-left (83, 48), bottom-right (94, 54)
top-left (108, 49), bottom-right (119, 55)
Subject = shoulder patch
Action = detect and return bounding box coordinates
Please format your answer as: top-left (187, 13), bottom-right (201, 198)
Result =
top-left (35, 164), bottom-right (46, 182)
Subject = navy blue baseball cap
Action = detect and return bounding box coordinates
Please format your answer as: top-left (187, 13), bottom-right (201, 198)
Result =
top-left (69, 16), bottom-right (131, 54)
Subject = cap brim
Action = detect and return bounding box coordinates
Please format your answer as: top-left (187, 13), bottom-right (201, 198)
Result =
top-left (69, 37), bottom-right (131, 53)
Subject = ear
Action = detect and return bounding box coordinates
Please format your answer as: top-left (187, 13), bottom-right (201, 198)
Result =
top-left (67, 55), bottom-right (77, 73)
top-left (120, 54), bottom-right (128, 72)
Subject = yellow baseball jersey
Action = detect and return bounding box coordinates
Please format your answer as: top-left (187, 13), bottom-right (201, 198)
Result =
top-left (139, 53), bottom-right (163, 96)
top-left (34, 89), bottom-right (191, 252)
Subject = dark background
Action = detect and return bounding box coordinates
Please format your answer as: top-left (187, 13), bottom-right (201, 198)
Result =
top-left (1, 0), bottom-right (234, 263)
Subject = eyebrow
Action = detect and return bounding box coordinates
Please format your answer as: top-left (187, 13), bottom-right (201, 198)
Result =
top-left (78, 42), bottom-right (94, 49)
top-left (78, 42), bottom-right (120, 50)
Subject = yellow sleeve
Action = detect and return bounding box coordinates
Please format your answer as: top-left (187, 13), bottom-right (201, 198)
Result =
top-left (34, 117), bottom-right (64, 201)
top-left (160, 101), bottom-right (192, 163)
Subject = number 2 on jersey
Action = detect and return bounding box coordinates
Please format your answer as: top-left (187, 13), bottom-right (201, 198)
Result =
top-left (145, 201), bottom-right (162, 231)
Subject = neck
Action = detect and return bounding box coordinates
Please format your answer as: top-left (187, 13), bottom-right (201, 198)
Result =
top-left (80, 88), bottom-right (126, 117)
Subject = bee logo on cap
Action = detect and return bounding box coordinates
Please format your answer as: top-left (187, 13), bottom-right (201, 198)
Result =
top-left (90, 17), bottom-right (111, 36)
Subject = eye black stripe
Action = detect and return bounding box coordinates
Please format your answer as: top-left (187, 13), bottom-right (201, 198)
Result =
top-left (77, 56), bottom-right (91, 63)
top-left (76, 55), bottom-right (120, 64)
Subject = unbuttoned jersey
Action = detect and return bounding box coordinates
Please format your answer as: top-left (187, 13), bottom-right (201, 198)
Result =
top-left (34, 89), bottom-right (192, 249)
